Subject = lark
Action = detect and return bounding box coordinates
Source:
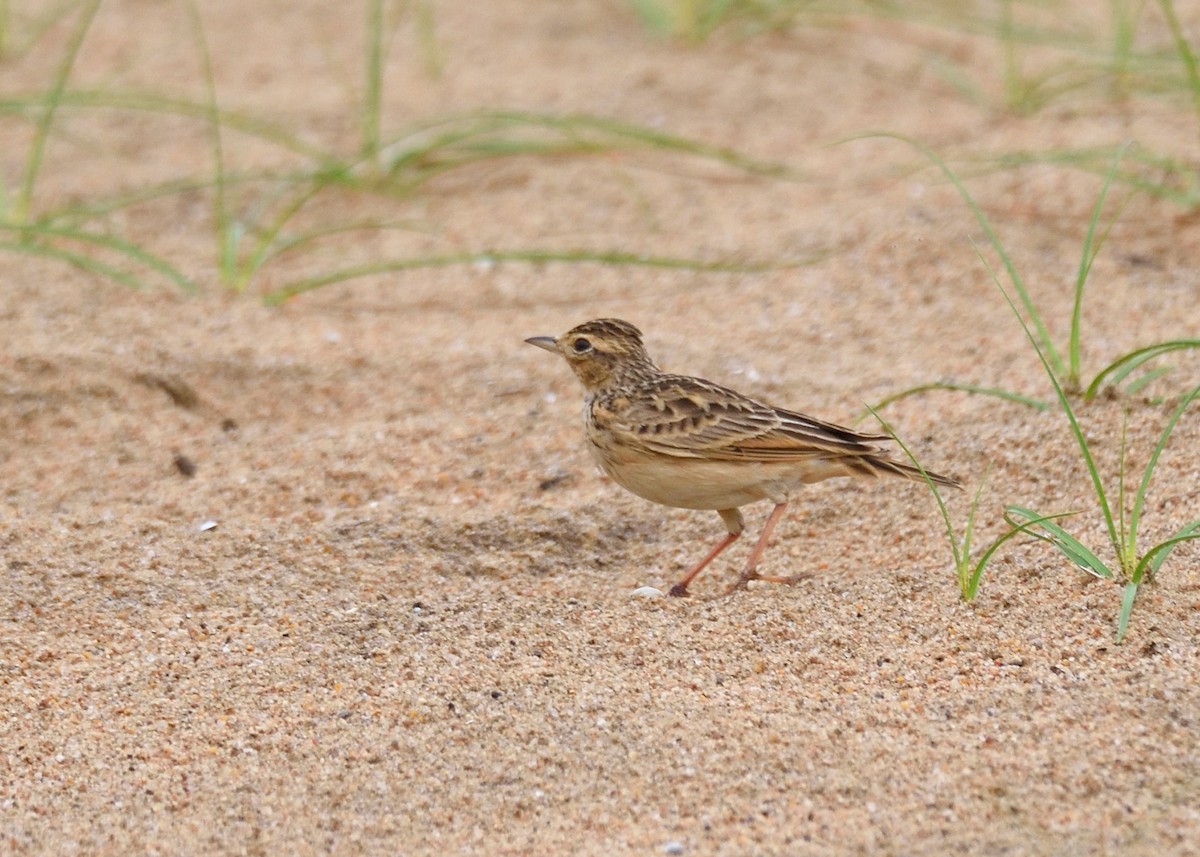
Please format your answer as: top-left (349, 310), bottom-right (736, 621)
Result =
top-left (526, 319), bottom-right (959, 597)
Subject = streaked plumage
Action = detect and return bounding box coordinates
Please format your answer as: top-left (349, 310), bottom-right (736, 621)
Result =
top-left (527, 318), bottom-right (958, 596)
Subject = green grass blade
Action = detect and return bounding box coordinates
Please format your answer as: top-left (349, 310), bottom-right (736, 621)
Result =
top-left (1141, 522), bottom-right (1200, 577)
top-left (182, 0), bottom-right (231, 284)
top-left (243, 217), bottom-right (428, 286)
top-left (0, 0), bottom-right (88, 61)
top-left (1108, 0), bottom-right (1138, 102)
top-left (229, 179), bottom-right (331, 290)
top-left (1117, 413), bottom-right (1129, 571)
top-left (1116, 579), bottom-right (1140, 642)
top-left (1005, 505), bottom-right (1112, 578)
top-left (386, 110), bottom-right (796, 180)
top-left (1, 222), bottom-right (194, 291)
top-left (0, 90), bottom-right (337, 163)
top-left (1157, 0), bottom-right (1200, 126)
top-left (1123, 366), bottom-right (1173, 398)
top-left (960, 465), bottom-right (991, 564)
top-left (866, 404), bottom-right (1061, 604)
top-left (982, 246), bottom-right (1121, 553)
top-left (15, 0), bottom-right (99, 222)
top-left (0, 223), bottom-right (195, 292)
top-left (36, 175), bottom-right (224, 225)
top-left (864, 404), bottom-right (962, 571)
top-left (413, 0), bottom-right (441, 76)
top-left (4, 100), bottom-right (787, 219)
top-left (1127, 383), bottom-right (1200, 562)
top-left (0, 238), bottom-right (150, 289)
top-left (262, 248), bottom-right (812, 304)
top-left (926, 52), bottom-right (988, 107)
top-left (957, 145), bottom-right (1200, 212)
top-left (84, 237), bottom-right (195, 293)
top-left (1084, 339), bottom-right (1200, 398)
top-left (971, 508), bottom-right (1078, 599)
top-left (387, 133), bottom-right (617, 188)
top-left (1000, 0), bottom-right (1020, 110)
top-left (861, 381), bottom-right (1048, 420)
top-left (860, 132), bottom-right (1065, 375)
top-left (362, 0), bottom-right (384, 162)
top-left (627, 0), bottom-right (676, 37)
top-left (1068, 142), bottom-right (1133, 388)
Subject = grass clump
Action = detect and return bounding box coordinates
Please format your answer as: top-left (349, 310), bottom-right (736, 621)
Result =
top-left (867, 407), bottom-right (1065, 602)
top-left (212, 108), bottom-right (797, 297)
top-left (864, 138), bottom-right (1199, 640)
top-left (0, 0), bottom-right (195, 291)
top-left (629, 1), bottom-right (1200, 216)
top-left (627, 1), bottom-right (1200, 125)
top-left (995, 273), bottom-right (1200, 642)
top-left (867, 135), bottom-right (1200, 408)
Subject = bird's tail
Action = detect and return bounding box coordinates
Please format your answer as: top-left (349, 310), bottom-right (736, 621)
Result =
top-left (853, 454), bottom-right (962, 490)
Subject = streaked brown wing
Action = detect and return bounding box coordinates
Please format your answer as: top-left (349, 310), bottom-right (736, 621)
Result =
top-left (611, 374), bottom-right (887, 462)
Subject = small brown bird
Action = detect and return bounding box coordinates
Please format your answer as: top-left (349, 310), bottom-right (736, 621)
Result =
top-left (526, 319), bottom-right (959, 597)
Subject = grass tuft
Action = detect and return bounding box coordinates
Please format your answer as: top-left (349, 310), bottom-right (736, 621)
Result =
top-left (867, 406), bottom-right (1066, 601)
top-left (984, 247), bottom-right (1200, 642)
top-left (869, 134), bottom-right (1200, 402)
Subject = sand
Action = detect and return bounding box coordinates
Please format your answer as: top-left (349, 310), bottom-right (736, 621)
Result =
top-left (3, 1), bottom-right (1200, 854)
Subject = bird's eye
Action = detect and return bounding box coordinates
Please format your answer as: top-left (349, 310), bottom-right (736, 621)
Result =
top-left (572, 338), bottom-right (592, 354)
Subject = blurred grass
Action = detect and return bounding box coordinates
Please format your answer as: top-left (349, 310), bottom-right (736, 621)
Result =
top-left (261, 247), bottom-right (819, 304)
top-left (0, 1), bottom-right (801, 295)
top-left (627, 0), bottom-right (1200, 117)
top-left (2, 0), bottom-right (1198, 296)
top-left (632, 0), bottom-right (1200, 212)
top-left (867, 134), bottom-right (1200, 403)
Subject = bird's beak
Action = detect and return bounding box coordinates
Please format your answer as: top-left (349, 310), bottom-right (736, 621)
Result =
top-left (524, 336), bottom-right (558, 353)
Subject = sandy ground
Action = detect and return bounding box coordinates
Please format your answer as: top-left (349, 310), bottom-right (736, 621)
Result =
top-left (3, 1), bottom-right (1200, 854)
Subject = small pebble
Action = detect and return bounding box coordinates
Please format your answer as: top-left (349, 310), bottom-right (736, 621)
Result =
top-left (663, 841), bottom-right (685, 855)
top-left (631, 586), bottom-right (665, 598)
top-left (172, 452), bottom-right (197, 478)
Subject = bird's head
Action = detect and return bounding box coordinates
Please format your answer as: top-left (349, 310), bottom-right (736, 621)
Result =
top-left (525, 318), bottom-right (655, 391)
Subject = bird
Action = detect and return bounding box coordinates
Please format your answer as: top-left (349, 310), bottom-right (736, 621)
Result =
top-left (525, 318), bottom-right (959, 597)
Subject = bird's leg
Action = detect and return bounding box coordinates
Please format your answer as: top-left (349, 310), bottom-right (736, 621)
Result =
top-left (668, 533), bottom-right (738, 597)
top-left (669, 508), bottom-right (744, 597)
top-left (728, 501), bottom-right (812, 593)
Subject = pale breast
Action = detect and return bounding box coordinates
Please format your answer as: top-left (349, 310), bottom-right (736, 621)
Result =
top-left (594, 449), bottom-right (856, 510)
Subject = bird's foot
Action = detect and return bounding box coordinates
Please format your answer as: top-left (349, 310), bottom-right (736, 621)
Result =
top-left (668, 582), bottom-right (691, 598)
top-left (726, 569), bottom-right (813, 595)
